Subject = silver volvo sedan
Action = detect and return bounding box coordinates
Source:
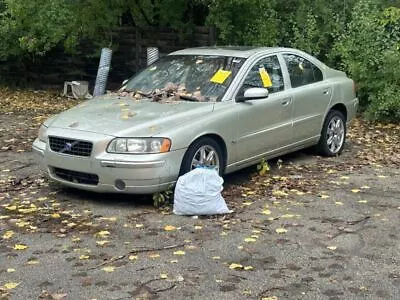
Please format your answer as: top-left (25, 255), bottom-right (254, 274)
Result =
top-left (32, 47), bottom-right (359, 194)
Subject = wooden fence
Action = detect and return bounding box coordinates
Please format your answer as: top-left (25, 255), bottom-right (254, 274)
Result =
top-left (0, 26), bottom-right (216, 89)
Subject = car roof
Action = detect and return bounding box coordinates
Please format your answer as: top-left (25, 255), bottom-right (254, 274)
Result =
top-left (170, 46), bottom-right (293, 58)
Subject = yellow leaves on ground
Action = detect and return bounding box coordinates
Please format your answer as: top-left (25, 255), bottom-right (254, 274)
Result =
top-left (79, 255), bottom-right (90, 260)
top-left (102, 266), bottom-right (115, 272)
top-left (194, 225), bottom-right (203, 230)
top-left (173, 250), bottom-right (186, 256)
top-left (51, 213), bottom-right (61, 218)
top-left (261, 209), bottom-right (271, 215)
top-left (229, 263), bottom-right (243, 269)
top-left (351, 189), bottom-right (361, 193)
top-left (135, 223), bottom-right (144, 228)
top-left (358, 200), bottom-right (368, 203)
top-left (327, 246), bottom-right (337, 250)
top-left (2, 230), bottom-right (14, 239)
top-left (228, 263), bottom-right (254, 271)
top-left (160, 273), bottom-right (168, 279)
top-left (275, 228), bottom-right (288, 234)
top-left (149, 253), bottom-right (160, 259)
top-left (95, 230), bottom-right (110, 238)
top-left (13, 244), bottom-right (28, 250)
top-left (96, 240), bottom-right (109, 246)
top-left (99, 217), bottom-right (117, 222)
top-left (26, 260), bottom-right (39, 265)
top-left (320, 194), bottom-right (330, 199)
top-left (335, 201), bottom-right (344, 206)
top-left (164, 225), bottom-right (176, 231)
top-left (244, 237), bottom-right (257, 243)
top-left (129, 255), bottom-right (138, 261)
top-left (262, 297), bottom-right (278, 300)
top-left (7, 268), bottom-right (15, 273)
top-left (3, 282), bottom-right (20, 289)
top-left (5, 205), bottom-right (17, 211)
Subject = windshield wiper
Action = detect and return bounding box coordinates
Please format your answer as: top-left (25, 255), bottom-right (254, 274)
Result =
top-left (178, 94), bottom-right (200, 102)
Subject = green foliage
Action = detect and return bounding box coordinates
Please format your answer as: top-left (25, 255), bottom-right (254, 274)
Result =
top-left (153, 186), bottom-right (174, 208)
top-left (257, 158), bottom-right (270, 176)
top-left (334, 0), bottom-right (400, 121)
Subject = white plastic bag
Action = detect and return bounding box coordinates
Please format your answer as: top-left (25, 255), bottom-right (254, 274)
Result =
top-left (173, 168), bottom-right (230, 215)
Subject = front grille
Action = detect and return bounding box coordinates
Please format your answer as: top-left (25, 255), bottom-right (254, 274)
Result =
top-left (49, 136), bottom-right (93, 157)
top-left (52, 167), bottom-right (99, 185)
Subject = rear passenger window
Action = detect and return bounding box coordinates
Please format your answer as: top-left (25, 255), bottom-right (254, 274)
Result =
top-left (283, 54), bottom-right (323, 88)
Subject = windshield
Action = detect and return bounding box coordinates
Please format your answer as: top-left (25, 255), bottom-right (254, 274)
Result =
top-left (124, 55), bottom-right (245, 102)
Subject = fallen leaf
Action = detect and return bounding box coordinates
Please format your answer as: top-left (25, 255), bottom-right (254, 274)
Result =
top-left (358, 200), bottom-right (368, 203)
top-left (102, 266), bottom-right (115, 272)
top-left (160, 273), bottom-right (168, 279)
top-left (229, 263), bottom-right (243, 270)
top-left (327, 246), bottom-right (337, 250)
top-left (135, 223), bottom-right (144, 228)
top-left (244, 266), bottom-right (254, 270)
top-left (2, 230), bottom-right (14, 239)
top-left (129, 255), bottom-right (138, 261)
top-left (335, 201), bottom-right (344, 206)
top-left (262, 297), bottom-right (278, 300)
top-left (95, 231), bottom-right (110, 238)
top-left (96, 240), bottom-right (109, 246)
top-left (7, 268), bottom-right (15, 273)
top-left (13, 244), bottom-right (28, 250)
top-left (261, 209), bottom-right (271, 215)
top-left (164, 225), bottom-right (176, 231)
top-left (79, 255), bottom-right (90, 260)
top-left (275, 228), bottom-right (288, 234)
top-left (149, 253), bottom-right (160, 259)
top-left (320, 195), bottom-right (330, 199)
top-left (3, 282), bottom-right (20, 289)
top-left (244, 237), bottom-right (257, 243)
top-left (351, 189), bottom-right (361, 193)
top-left (212, 256), bottom-right (221, 260)
top-left (173, 250), bottom-right (186, 256)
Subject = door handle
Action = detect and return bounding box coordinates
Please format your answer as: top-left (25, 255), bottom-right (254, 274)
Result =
top-left (323, 88), bottom-right (331, 95)
top-left (281, 98), bottom-right (292, 106)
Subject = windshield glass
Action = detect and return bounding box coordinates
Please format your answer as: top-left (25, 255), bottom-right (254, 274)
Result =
top-left (124, 55), bottom-right (245, 102)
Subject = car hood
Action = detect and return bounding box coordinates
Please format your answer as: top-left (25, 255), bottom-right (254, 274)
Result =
top-left (48, 95), bottom-right (215, 137)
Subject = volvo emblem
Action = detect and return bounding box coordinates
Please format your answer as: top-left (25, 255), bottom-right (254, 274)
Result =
top-left (64, 142), bottom-right (72, 152)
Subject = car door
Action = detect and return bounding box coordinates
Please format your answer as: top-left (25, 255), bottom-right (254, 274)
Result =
top-left (233, 54), bottom-right (293, 163)
top-left (282, 53), bottom-right (332, 142)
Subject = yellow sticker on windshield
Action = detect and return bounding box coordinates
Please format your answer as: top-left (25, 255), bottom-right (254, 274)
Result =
top-left (210, 69), bottom-right (232, 84)
top-left (259, 67), bottom-right (272, 87)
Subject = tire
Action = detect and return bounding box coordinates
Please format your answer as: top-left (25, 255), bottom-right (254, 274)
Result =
top-left (317, 110), bottom-right (346, 156)
top-left (179, 137), bottom-right (225, 176)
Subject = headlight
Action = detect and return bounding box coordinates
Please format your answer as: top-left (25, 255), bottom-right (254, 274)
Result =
top-left (107, 138), bottom-right (171, 154)
top-left (38, 124), bottom-right (48, 142)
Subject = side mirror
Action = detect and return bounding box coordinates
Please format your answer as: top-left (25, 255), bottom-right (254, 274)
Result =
top-left (237, 87), bottom-right (269, 102)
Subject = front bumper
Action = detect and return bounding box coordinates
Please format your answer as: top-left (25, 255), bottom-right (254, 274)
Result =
top-left (32, 135), bottom-right (186, 194)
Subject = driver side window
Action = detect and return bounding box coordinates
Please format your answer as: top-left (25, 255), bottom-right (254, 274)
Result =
top-left (240, 55), bottom-right (284, 95)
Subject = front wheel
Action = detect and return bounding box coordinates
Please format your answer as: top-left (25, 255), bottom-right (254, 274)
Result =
top-left (317, 110), bottom-right (346, 156)
top-left (179, 137), bottom-right (224, 176)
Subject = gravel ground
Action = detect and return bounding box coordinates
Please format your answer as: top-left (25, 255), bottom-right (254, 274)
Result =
top-left (0, 112), bottom-right (399, 300)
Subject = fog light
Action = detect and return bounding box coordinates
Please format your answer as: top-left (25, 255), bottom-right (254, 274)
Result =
top-left (115, 179), bottom-right (126, 191)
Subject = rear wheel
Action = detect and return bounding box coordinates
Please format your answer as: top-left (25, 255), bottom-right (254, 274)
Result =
top-left (180, 137), bottom-right (224, 176)
top-left (317, 110), bottom-right (346, 156)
